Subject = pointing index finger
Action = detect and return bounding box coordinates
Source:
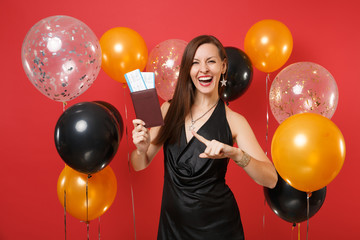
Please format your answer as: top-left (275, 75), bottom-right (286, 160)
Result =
top-left (192, 130), bottom-right (210, 145)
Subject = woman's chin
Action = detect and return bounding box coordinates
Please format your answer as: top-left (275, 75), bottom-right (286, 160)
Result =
top-left (197, 83), bottom-right (218, 94)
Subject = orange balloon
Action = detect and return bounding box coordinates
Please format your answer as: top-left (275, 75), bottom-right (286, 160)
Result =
top-left (57, 165), bottom-right (117, 221)
top-left (244, 19), bottom-right (293, 73)
top-left (271, 113), bottom-right (345, 192)
top-left (100, 27), bottom-right (148, 83)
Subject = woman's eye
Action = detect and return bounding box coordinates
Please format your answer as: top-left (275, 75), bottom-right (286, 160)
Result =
top-left (192, 61), bottom-right (199, 65)
top-left (208, 60), bottom-right (216, 63)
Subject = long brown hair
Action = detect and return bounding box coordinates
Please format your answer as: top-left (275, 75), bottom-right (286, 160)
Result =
top-left (153, 35), bottom-right (227, 145)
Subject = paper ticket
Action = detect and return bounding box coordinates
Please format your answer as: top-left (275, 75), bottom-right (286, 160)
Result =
top-left (125, 69), bottom-right (147, 92)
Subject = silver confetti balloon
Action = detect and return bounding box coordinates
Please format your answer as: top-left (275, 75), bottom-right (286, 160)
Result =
top-left (146, 39), bottom-right (187, 101)
top-left (21, 15), bottom-right (102, 102)
top-left (269, 62), bottom-right (338, 124)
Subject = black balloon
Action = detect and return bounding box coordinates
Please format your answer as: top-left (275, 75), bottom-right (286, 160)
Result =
top-left (264, 173), bottom-right (326, 224)
top-left (94, 101), bottom-right (124, 141)
top-left (219, 47), bottom-right (253, 102)
top-left (54, 102), bottom-right (120, 174)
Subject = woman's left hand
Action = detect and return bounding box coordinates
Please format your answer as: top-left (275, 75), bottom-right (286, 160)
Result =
top-left (192, 131), bottom-right (234, 159)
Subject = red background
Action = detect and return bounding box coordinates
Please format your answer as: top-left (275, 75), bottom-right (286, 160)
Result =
top-left (1, 0), bottom-right (359, 239)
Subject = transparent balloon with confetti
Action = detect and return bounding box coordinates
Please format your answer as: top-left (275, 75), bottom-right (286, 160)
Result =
top-left (146, 39), bottom-right (187, 101)
top-left (21, 15), bottom-right (102, 102)
top-left (269, 62), bottom-right (338, 124)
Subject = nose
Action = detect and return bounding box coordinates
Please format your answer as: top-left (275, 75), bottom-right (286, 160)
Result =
top-left (199, 62), bottom-right (208, 73)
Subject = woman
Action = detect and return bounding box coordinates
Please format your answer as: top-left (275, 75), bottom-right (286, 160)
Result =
top-left (131, 35), bottom-right (277, 239)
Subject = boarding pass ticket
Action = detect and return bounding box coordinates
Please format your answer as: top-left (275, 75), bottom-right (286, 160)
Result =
top-left (125, 69), bottom-right (155, 92)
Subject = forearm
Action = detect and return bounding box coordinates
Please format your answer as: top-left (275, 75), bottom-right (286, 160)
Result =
top-left (131, 149), bottom-right (150, 171)
top-left (230, 147), bottom-right (278, 189)
top-left (242, 158), bottom-right (278, 188)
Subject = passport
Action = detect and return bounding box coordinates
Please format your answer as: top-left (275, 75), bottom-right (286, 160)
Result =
top-left (130, 88), bottom-right (164, 128)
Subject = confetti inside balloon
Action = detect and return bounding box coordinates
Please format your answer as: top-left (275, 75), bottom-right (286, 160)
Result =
top-left (269, 62), bottom-right (338, 124)
top-left (21, 15), bottom-right (102, 102)
top-left (146, 39), bottom-right (187, 101)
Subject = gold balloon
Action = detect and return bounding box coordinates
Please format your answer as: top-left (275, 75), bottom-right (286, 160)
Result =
top-left (271, 113), bottom-right (345, 192)
top-left (100, 27), bottom-right (148, 83)
top-left (57, 165), bottom-right (117, 221)
top-left (244, 19), bottom-right (293, 73)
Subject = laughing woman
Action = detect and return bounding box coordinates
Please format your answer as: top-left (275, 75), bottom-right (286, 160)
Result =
top-left (131, 35), bottom-right (277, 240)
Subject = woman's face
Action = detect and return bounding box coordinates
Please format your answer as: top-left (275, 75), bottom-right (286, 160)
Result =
top-left (190, 43), bottom-right (226, 95)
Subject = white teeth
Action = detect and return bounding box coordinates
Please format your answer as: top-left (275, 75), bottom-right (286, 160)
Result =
top-left (198, 77), bottom-right (212, 81)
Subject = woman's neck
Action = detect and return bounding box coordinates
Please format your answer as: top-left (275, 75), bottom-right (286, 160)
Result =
top-left (193, 92), bottom-right (219, 108)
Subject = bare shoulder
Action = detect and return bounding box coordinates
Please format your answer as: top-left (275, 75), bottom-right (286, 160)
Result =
top-left (225, 105), bottom-right (248, 125)
top-left (160, 101), bottom-right (170, 117)
top-left (225, 105), bottom-right (251, 138)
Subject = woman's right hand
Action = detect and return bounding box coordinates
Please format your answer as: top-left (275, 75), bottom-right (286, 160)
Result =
top-left (132, 119), bottom-right (150, 155)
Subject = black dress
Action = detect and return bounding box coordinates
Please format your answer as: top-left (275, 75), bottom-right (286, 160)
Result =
top-left (157, 99), bottom-right (244, 240)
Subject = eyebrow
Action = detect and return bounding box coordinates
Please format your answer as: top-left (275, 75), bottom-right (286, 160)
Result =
top-left (193, 56), bottom-right (217, 61)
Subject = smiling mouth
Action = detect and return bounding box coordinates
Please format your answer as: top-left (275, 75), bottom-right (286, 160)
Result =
top-left (198, 76), bottom-right (213, 85)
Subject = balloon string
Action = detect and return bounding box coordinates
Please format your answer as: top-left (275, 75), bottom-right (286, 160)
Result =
top-left (98, 217), bottom-right (101, 240)
top-left (62, 103), bottom-right (68, 240)
top-left (298, 223), bottom-right (301, 240)
top-left (87, 223), bottom-right (90, 240)
top-left (64, 189), bottom-right (67, 240)
top-left (306, 193), bottom-right (310, 240)
top-left (262, 197), bottom-right (266, 240)
top-left (123, 87), bottom-right (137, 240)
top-left (130, 184), bottom-right (136, 239)
top-left (64, 165), bottom-right (70, 240)
top-left (291, 223), bottom-right (295, 240)
top-left (265, 73), bottom-right (270, 156)
top-left (262, 73), bottom-right (270, 239)
top-left (86, 174), bottom-right (91, 240)
top-left (62, 102), bottom-right (67, 112)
